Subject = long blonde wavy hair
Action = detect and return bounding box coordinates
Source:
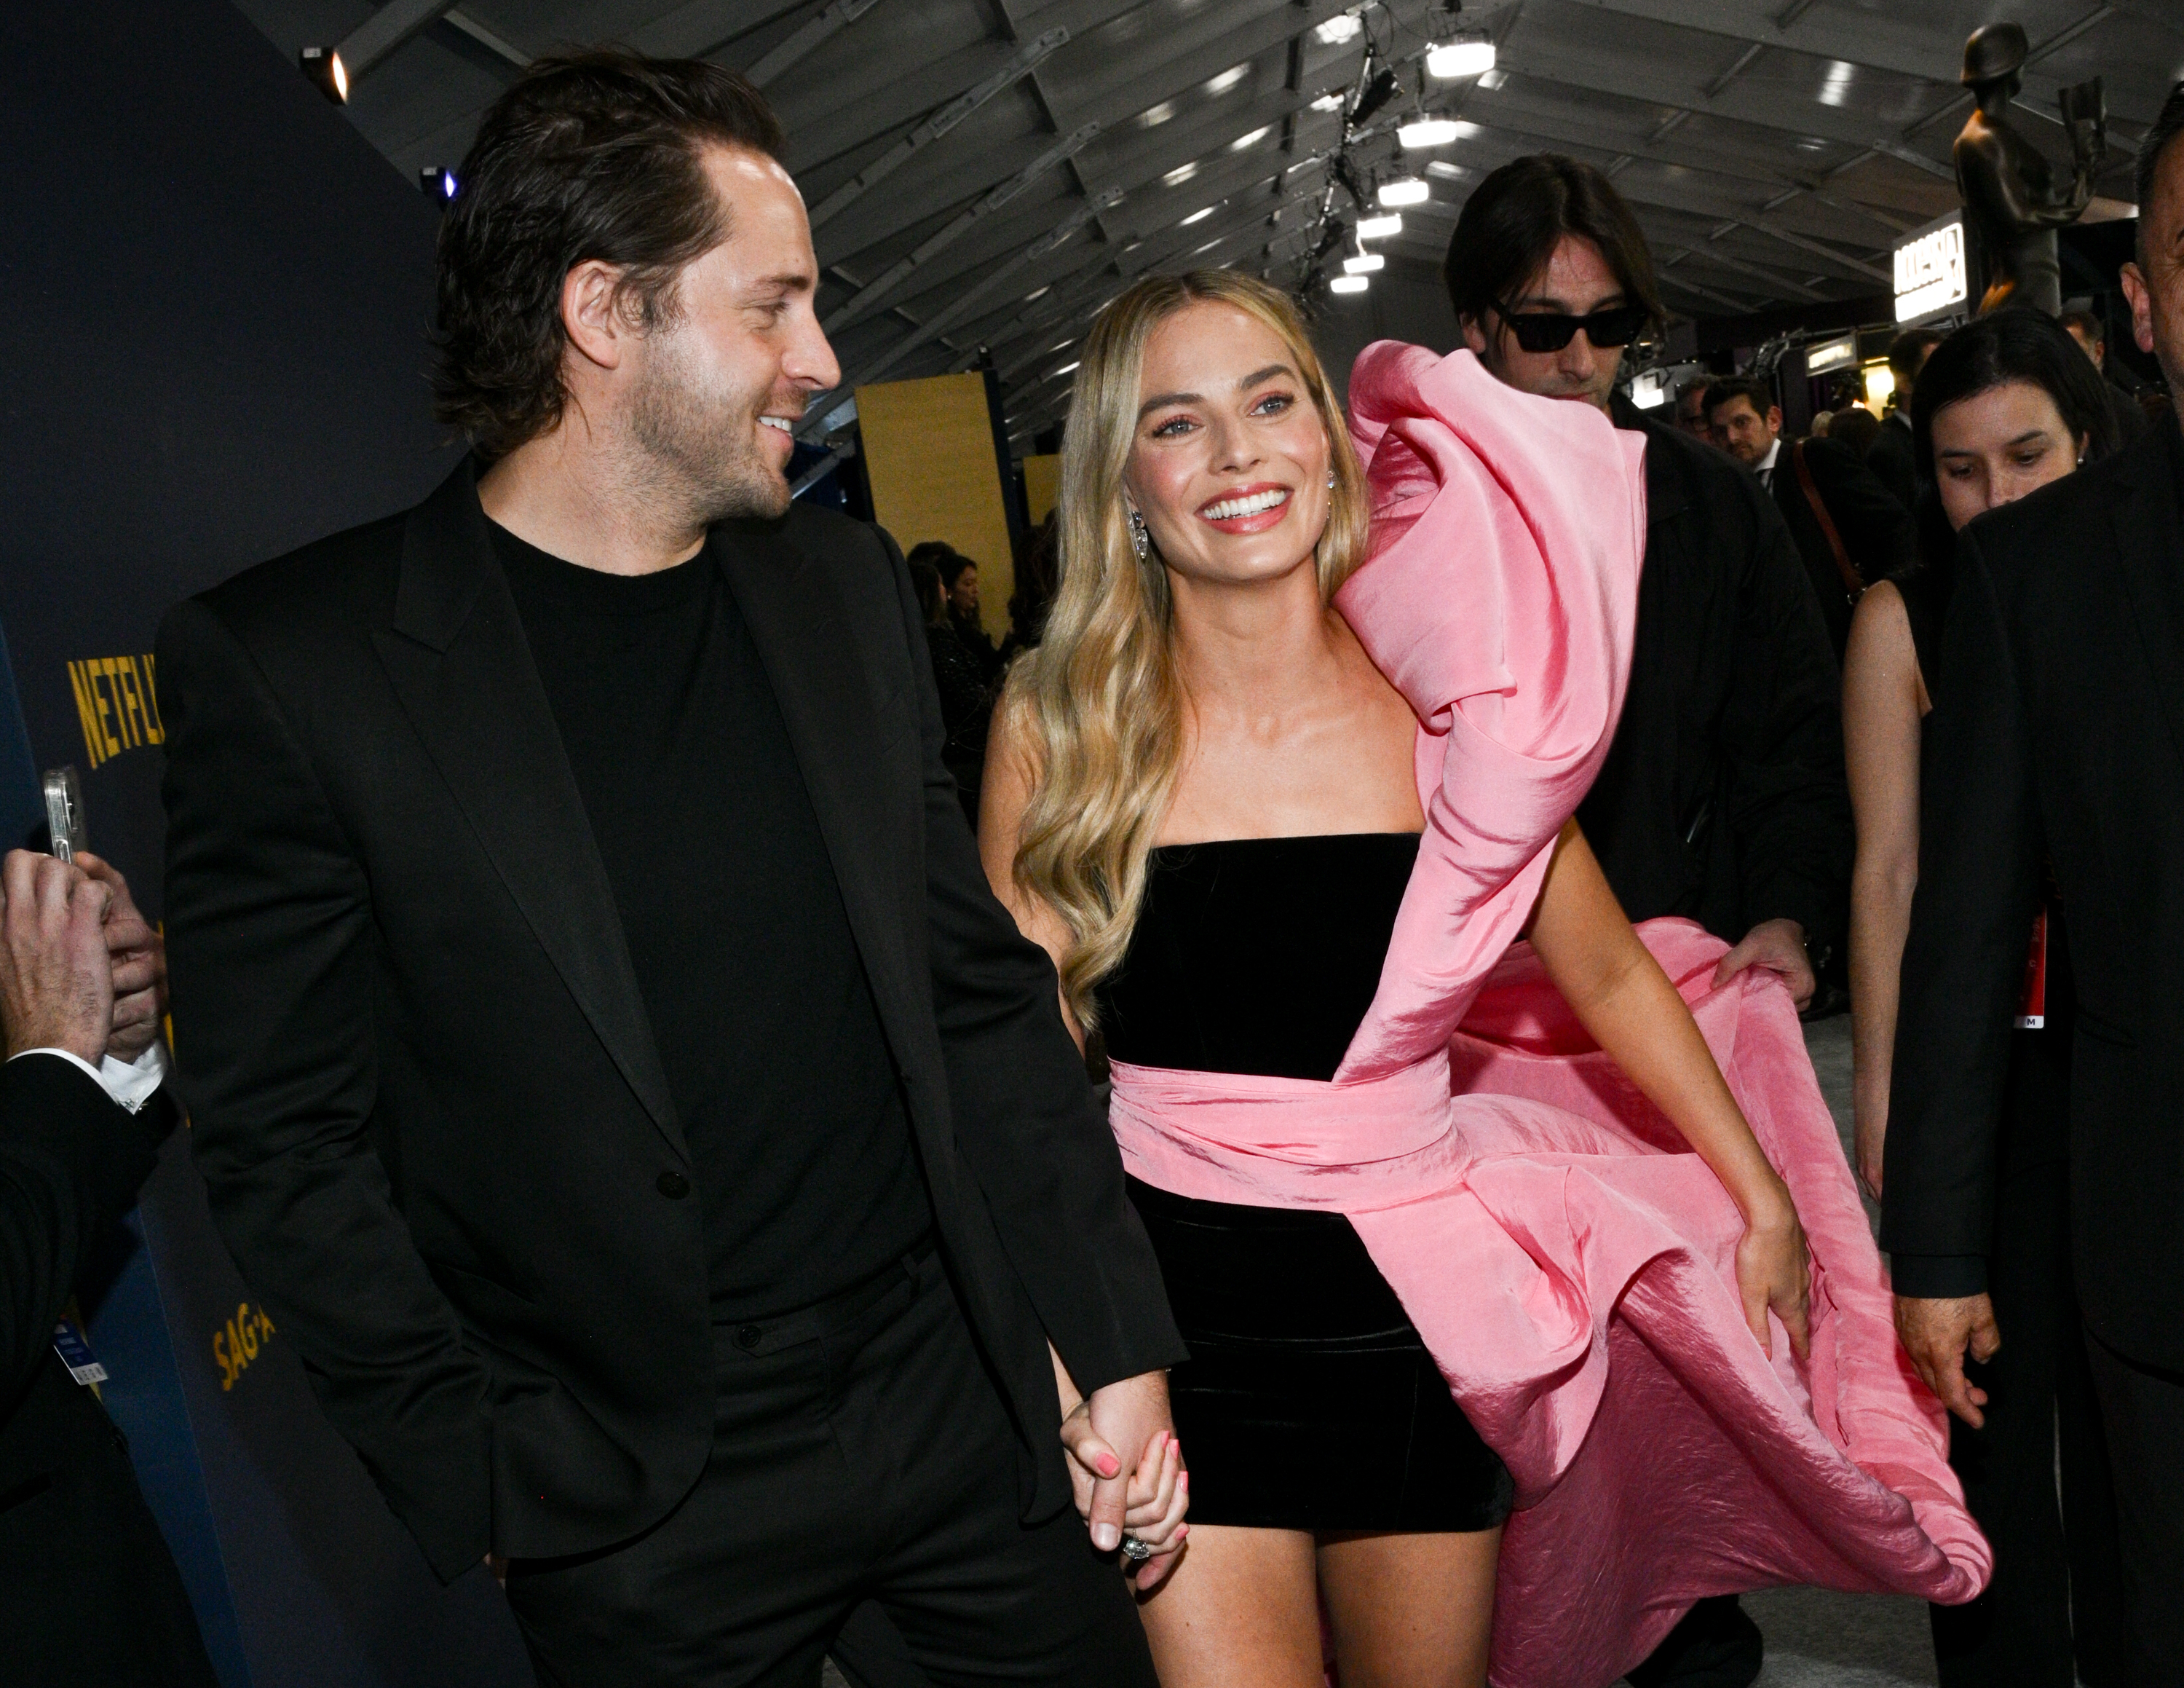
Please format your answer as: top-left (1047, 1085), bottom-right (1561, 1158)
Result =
top-left (1004, 270), bottom-right (1372, 1030)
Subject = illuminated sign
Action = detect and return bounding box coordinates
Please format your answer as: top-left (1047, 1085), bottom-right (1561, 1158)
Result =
top-left (1894, 213), bottom-right (1968, 325)
top-left (1805, 331), bottom-right (1858, 374)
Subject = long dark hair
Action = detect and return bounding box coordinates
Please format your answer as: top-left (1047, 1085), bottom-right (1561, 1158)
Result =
top-left (1907, 307), bottom-right (2118, 565)
top-left (432, 51), bottom-right (786, 462)
top-left (1441, 154), bottom-right (1664, 336)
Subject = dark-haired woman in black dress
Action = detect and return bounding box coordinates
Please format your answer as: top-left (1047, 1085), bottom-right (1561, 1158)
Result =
top-left (1843, 308), bottom-right (2130, 1687)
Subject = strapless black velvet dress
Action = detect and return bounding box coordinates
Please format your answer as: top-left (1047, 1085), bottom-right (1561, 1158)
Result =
top-left (1097, 833), bottom-right (1515, 1532)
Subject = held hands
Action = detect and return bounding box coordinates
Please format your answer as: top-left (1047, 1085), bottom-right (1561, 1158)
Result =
top-left (1712, 918), bottom-right (1816, 1014)
top-left (1894, 1293), bottom-right (2001, 1428)
top-left (76, 853), bottom-right (165, 1061)
top-left (0, 849), bottom-right (114, 1065)
top-left (1736, 1181), bottom-right (1812, 1362)
top-left (1052, 1353), bottom-right (1188, 1590)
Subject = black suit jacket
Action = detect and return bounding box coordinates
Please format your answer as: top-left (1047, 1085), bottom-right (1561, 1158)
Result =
top-left (1864, 411), bottom-right (1918, 516)
top-left (158, 462), bottom-right (1184, 1584)
top-left (0, 1055), bottom-right (215, 1686)
top-left (1884, 419), bottom-right (2184, 1370)
top-left (1583, 401), bottom-right (1851, 955)
top-left (1768, 435), bottom-right (1917, 657)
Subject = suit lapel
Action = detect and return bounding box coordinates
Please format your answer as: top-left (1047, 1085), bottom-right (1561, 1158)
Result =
top-left (369, 463), bottom-right (685, 1159)
top-left (713, 518), bottom-right (917, 1030)
top-left (2108, 425), bottom-right (2184, 776)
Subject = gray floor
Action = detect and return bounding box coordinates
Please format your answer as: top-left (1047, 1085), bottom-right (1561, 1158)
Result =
top-left (826, 1017), bottom-right (1945, 1688)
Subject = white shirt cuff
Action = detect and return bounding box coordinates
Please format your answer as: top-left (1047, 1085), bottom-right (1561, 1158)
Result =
top-left (9, 1040), bottom-right (169, 1113)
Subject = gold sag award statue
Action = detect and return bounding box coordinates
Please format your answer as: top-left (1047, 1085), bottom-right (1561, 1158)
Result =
top-left (1952, 22), bottom-right (2108, 318)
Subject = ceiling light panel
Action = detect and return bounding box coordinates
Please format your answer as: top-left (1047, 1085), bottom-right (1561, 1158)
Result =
top-left (1427, 39), bottom-right (1496, 79)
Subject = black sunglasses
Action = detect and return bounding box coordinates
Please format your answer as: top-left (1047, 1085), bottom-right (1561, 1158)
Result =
top-left (1492, 299), bottom-right (1650, 352)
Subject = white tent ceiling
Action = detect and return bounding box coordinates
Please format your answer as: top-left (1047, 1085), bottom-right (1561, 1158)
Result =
top-left (237, 0), bottom-right (2182, 441)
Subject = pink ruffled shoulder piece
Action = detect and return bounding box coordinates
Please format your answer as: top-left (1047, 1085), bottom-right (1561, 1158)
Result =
top-left (1335, 343), bottom-right (1648, 1078)
top-left (1107, 342), bottom-right (1988, 1688)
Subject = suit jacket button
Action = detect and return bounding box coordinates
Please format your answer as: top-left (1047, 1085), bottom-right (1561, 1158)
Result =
top-left (735, 1325), bottom-right (761, 1351)
top-left (657, 1170), bottom-right (691, 1199)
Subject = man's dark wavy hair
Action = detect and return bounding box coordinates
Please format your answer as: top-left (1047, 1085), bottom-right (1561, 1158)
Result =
top-left (432, 50), bottom-right (786, 462)
top-left (2137, 79), bottom-right (2184, 262)
top-left (1441, 153), bottom-right (1665, 339)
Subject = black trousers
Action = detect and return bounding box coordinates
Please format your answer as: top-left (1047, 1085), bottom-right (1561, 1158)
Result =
top-left (502, 1247), bottom-right (1155, 1688)
top-left (2084, 1329), bottom-right (2184, 1681)
top-left (1928, 1157), bottom-right (2132, 1686)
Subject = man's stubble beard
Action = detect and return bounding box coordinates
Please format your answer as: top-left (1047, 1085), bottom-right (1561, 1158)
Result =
top-left (628, 324), bottom-right (792, 526)
top-left (1476, 337), bottom-right (1615, 414)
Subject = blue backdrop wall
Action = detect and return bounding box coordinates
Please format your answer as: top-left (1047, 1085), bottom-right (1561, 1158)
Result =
top-left (0, 3), bottom-right (528, 1681)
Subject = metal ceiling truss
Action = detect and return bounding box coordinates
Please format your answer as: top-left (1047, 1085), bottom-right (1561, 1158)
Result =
top-left (254, 0), bottom-right (2167, 437)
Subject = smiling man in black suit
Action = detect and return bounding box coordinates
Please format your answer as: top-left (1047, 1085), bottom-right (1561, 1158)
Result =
top-left (1887, 84), bottom-right (2184, 1672)
top-left (158, 51), bottom-right (1183, 1688)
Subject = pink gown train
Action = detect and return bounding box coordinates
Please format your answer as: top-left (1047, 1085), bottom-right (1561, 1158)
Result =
top-left (1107, 343), bottom-right (1988, 1687)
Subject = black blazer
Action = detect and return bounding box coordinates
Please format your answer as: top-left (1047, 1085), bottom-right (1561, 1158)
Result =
top-left (1884, 420), bottom-right (2184, 1371)
top-left (1864, 411), bottom-right (1919, 516)
top-left (158, 462), bottom-right (1184, 1584)
top-left (1583, 402), bottom-right (1851, 956)
top-left (0, 1056), bottom-right (215, 1686)
top-left (1768, 435), bottom-right (1917, 657)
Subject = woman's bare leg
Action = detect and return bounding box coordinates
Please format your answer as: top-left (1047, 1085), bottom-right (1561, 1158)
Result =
top-left (1133, 1524), bottom-right (1323, 1688)
top-left (1317, 1527), bottom-right (1501, 1688)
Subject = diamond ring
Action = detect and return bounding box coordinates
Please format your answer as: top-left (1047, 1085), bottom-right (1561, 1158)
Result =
top-left (1120, 1534), bottom-right (1154, 1563)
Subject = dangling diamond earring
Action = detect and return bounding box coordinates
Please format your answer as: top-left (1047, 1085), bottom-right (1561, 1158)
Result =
top-left (1326, 468), bottom-right (1337, 489)
top-left (1128, 508), bottom-right (1150, 560)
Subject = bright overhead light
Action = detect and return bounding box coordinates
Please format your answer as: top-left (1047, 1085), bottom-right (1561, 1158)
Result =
top-left (1180, 205), bottom-right (1216, 225)
top-left (1356, 213), bottom-right (1403, 239)
top-left (1163, 161), bottom-right (1200, 186)
top-left (1330, 274), bottom-right (1370, 293)
top-left (1342, 253), bottom-right (1385, 274)
top-left (298, 45), bottom-right (349, 103)
top-left (1192, 237), bottom-right (1227, 255)
top-left (1231, 126), bottom-right (1271, 151)
top-left (1311, 92), bottom-right (1347, 114)
top-left (1399, 118), bottom-right (1460, 148)
top-left (1023, 285), bottom-right (1051, 302)
top-left (1425, 160), bottom-right (1467, 181)
top-left (1051, 362), bottom-right (1080, 379)
top-left (1427, 39), bottom-right (1496, 79)
top-left (1205, 63), bottom-right (1249, 95)
top-left (1377, 177), bottom-right (1429, 206)
top-left (1314, 14), bottom-right (1364, 45)
top-left (1138, 100), bottom-right (1176, 128)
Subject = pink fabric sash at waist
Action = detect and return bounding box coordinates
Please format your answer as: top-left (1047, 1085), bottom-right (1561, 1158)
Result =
top-left (1112, 919), bottom-right (1989, 1688)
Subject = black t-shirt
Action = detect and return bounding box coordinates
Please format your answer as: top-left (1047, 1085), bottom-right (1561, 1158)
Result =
top-left (493, 521), bottom-right (931, 1319)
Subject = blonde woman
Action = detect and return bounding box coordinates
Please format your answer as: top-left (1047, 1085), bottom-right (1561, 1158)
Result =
top-left (979, 272), bottom-right (1987, 1687)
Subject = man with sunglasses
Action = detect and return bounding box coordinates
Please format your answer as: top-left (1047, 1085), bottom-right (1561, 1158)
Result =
top-left (1444, 154), bottom-right (1854, 1688)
